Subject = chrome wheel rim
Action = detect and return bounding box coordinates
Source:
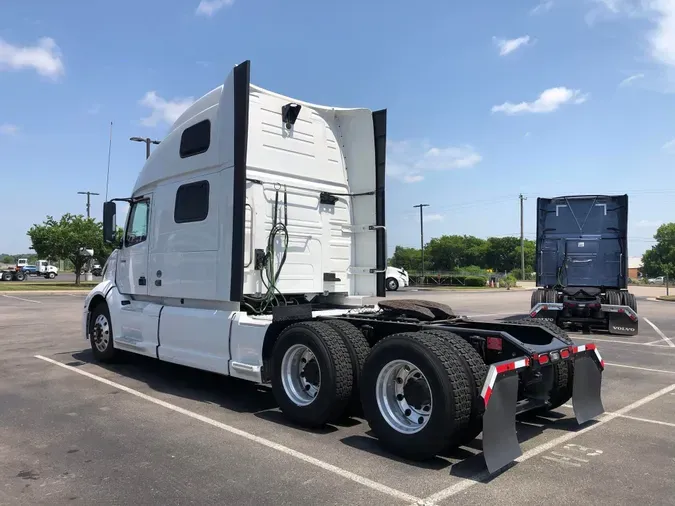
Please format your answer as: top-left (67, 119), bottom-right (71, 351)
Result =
top-left (92, 314), bottom-right (110, 352)
top-left (388, 279), bottom-right (397, 290)
top-left (281, 344), bottom-right (321, 406)
top-left (376, 359), bottom-right (432, 434)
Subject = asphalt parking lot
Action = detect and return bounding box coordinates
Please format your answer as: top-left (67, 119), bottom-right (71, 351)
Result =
top-left (1, 289), bottom-right (674, 505)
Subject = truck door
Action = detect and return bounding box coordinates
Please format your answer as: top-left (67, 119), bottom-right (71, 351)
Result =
top-left (117, 196), bottom-right (151, 296)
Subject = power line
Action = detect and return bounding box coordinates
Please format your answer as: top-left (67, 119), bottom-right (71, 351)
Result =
top-left (77, 191), bottom-right (100, 219)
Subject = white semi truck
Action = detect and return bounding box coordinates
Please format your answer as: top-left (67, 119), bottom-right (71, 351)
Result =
top-left (84, 61), bottom-right (605, 474)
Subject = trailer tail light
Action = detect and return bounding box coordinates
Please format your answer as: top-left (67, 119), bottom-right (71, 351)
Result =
top-left (560, 349), bottom-right (570, 359)
top-left (538, 354), bottom-right (550, 365)
top-left (486, 337), bottom-right (502, 351)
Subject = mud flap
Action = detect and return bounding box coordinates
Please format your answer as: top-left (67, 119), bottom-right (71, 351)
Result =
top-left (607, 311), bottom-right (638, 336)
top-left (480, 358), bottom-right (530, 474)
top-left (572, 353), bottom-right (605, 424)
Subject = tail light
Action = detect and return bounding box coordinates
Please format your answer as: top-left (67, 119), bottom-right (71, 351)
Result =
top-left (486, 337), bottom-right (502, 351)
top-left (538, 354), bottom-right (550, 365)
top-left (560, 349), bottom-right (570, 359)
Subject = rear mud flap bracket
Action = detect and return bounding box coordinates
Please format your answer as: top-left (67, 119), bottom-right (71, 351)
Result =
top-left (480, 358), bottom-right (529, 474)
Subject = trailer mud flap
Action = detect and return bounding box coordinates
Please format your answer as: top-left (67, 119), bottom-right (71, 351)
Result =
top-left (480, 358), bottom-right (530, 474)
top-left (607, 311), bottom-right (638, 336)
top-left (572, 345), bottom-right (605, 424)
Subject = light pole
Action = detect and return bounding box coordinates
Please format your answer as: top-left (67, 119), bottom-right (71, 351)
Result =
top-left (77, 191), bottom-right (100, 219)
top-left (413, 203), bottom-right (430, 284)
top-left (130, 136), bottom-right (161, 159)
top-left (519, 194), bottom-right (527, 280)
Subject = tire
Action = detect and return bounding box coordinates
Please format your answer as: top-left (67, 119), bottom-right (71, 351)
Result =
top-left (89, 302), bottom-right (117, 362)
top-left (627, 292), bottom-right (637, 312)
top-left (513, 316), bottom-right (573, 345)
top-left (386, 277), bottom-right (399, 291)
top-left (360, 332), bottom-right (472, 461)
top-left (420, 330), bottom-right (488, 446)
top-left (14, 272), bottom-right (26, 282)
top-left (1, 272), bottom-right (12, 281)
top-left (323, 319), bottom-right (371, 415)
top-left (545, 288), bottom-right (557, 303)
top-left (48, 272), bottom-right (56, 279)
top-left (271, 321), bottom-right (353, 427)
top-left (606, 290), bottom-right (621, 305)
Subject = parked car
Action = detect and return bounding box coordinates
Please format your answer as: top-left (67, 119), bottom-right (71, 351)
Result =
top-left (648, 276), bottom-right (665, 284)
top-left (385, 266), bottom-right (409, 291)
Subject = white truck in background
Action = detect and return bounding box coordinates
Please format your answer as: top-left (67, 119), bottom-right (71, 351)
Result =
top-left (83, 60), bottom-right (605, 475)
top-left (385, 266), bottom-right (409, 291)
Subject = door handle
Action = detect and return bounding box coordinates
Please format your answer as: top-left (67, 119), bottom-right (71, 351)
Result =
top-left (120, 260), bottom-right (127, 264)
top-left (139, 276), bottom-right (146, 286)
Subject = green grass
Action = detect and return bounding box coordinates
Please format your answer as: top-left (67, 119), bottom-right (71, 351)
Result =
top-left (657, 295), bottom-right (675, 302)
top-left (0, 282), bottom-right (97, 292)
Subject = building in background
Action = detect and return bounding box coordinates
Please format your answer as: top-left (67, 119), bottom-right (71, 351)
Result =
top-left (628, 256), bottom-right (643, 280)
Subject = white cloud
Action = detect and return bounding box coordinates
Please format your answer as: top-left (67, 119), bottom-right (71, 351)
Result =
top-left (646, 0), bottom-right (675, 69)
top-left (0, 37), bottom-right (64, 79)
top-left (0, 123), bottom-right (19, 135)
top-left (618, 73), bottom-right (645, 86)
top-left (492, 87), bottom-right (588, 115)
top-left (196, 0), bottom-right (234, 16)
top-left (423, 213), bottom-right (444, 223)
top-left (493, 36), bottom-right (531, 56)
top-left (661, 137), bottom-right (675, 150)
top-left (530, 0), bottom-right (554, 15)
top-left (636, 219), bottom-right (663, 227)
top-left (139, 91), bottom-right (194, 127)
top-left (387, 140), bottom-right (482, 183)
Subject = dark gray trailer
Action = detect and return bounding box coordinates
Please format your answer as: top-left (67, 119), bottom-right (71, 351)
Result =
top-left (530, 195), bottom-right (638, 336)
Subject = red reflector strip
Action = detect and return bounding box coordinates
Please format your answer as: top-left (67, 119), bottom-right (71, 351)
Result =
top-left (481, 358), bottom-right (530, 407)
top-left (529, 311), bottom-right (537, 318)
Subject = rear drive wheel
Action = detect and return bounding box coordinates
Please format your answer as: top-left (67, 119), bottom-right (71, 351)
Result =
top-left (420, 330), bottom-right (488, 446)
top-left (545, 288), bottom-right (557, 303)
top-left (360, 332), bottom-right (471, 460)
top-left (1, 272), bottom-right (12, 281)
top-left (323, 319), bottom-right (371, 416)
top-left (606, 290), bottom-right (621, 305)
top-left (14, 272), bottom-right (26, 281)
top-left (627, 292), bottom-right (637, 312)
top-left (271, 321), bottom-right (353, 427)
top-left (386, 277), bottom-right (399, 291)
top-left (89, 303), bottom-right (117, 362)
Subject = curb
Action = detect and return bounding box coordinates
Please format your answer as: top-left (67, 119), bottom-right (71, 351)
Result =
top-left (656, 296), bottom-right (675, 302)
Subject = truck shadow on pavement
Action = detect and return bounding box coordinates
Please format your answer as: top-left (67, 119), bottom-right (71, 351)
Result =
top-left (66, 348), bottom-right (592, 480)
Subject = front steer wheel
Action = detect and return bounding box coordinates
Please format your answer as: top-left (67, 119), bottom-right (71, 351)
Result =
top-left (89, 303), bottom-right (117, 362)
top-left (360, 332), bottom-right (472, 461)
top-left (271, 321), bottom-right (353, 427)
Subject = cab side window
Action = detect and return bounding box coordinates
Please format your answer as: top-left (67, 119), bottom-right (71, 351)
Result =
top-left (125, 201), bottom-right (149, 247)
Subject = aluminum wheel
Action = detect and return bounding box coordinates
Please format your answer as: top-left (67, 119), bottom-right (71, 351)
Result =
top-left (92, 314), bottom-right (110, 353)
top-left (281, 344), bottom-right (321, 406)
top-left (376, 359), bottom-right (433, 434)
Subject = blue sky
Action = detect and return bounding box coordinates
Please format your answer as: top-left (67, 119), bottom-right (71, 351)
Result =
top-left (1, 0), bottom-right (674, 258)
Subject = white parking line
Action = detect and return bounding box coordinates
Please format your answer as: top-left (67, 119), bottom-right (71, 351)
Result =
top-left (34, 355), bottom-right (426, 505)
top-left (643, 318), bottom-right (675, 348)
top-left (1, 294), bottom-right (42, 304)
top-left (561, 404), bottom-right (675, 428)
top-left (604, 362), bottom-right (675, 375)
top-left (573, 336), bottom-right (671, 348)
top-left (420, 383), bottom-right (675, 504)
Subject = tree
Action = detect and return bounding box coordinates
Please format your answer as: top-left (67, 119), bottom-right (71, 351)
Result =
top-left (1, 255), bottom-right (14, 264)
top-left (389, 246), bottom-right (422, 271)
top-left (484, 236), bottom-right (521, 272)
top-left (27, 214), bottom-right (107, 285)
top-left (641, 223), bottom-right (675, 279)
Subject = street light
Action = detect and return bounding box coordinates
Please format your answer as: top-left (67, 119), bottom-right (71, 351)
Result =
top-left (130, 136), bottom-right (161, 159)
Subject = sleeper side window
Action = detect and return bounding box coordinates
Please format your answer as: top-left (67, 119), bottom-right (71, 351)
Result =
top-left (174, 180), bottom-right (210, 223)
top-left (180, 120), bottom-right (211, 158)
top-left (125, 201), bottom-right (149, 247)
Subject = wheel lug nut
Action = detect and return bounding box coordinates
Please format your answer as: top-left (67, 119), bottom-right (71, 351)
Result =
top-left (396, 394), bottom-right (404, 401)
top-left (396, 377), bottom-right (403, 384)
top-left (404, 409), bottom-right (411, 416)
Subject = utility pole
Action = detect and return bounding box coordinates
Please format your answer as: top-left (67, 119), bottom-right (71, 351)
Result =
top-left (413, 204), bottom-right (430, 284)
top-left (519, 194), bottom-right (527, 280)
top-left (78, 191), bottom-right (100, 219)
top-left (130, 136), bottom-right (161, 159)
